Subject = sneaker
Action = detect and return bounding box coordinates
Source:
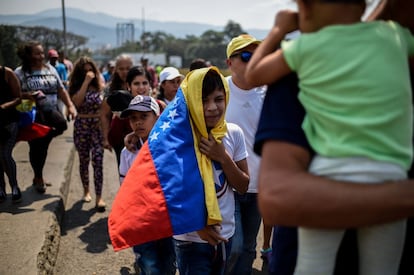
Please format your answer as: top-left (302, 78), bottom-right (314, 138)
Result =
top-left (260, 247), bottom-right (272, 262)
top-left (12, 187), bottom-right (22, 203)
top-left (0, 189), bottom-right (6, 203)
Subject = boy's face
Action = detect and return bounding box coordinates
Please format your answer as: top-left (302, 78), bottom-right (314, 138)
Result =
top-left (203, 88), bottom-right (226, 129)
top-left (128, 111), bottom-right (158, 140)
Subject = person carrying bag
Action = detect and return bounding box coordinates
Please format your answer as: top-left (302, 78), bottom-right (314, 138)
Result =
top-left (14, 41), bottom-right (76, 193)
top-left (32, 90), bottom-right (67, 137)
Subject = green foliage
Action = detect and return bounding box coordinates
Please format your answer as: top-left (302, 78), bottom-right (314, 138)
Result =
top-left (223, 20), bottom-right (245, 41)
top-left (0, 25), bottom-right (20, 68)
top-left (0, 24), bottom-right (87, 69)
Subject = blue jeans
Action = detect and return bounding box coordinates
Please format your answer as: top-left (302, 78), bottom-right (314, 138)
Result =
top-left (269, 226), bottom-right (297, 275)
top-left (174, 239), bottom-right (232, 275)
top-left (133, 237), bottom-right (176, 275)
top-left (225, 192), bottom-right (262, 275)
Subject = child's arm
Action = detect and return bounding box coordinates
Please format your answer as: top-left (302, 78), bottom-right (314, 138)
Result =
top-left (199, 133), bottom-right (249, 194)
top-left (245, 10), bottom-right (298, 87)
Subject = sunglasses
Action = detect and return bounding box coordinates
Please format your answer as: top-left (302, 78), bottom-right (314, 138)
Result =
top-left (230, 51), bottom-right (253, 63)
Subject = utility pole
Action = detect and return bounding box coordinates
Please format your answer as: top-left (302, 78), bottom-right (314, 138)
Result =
top-left (61, 0), bottom-right (67, 54)
top-left (142, 7), bottom-right (145, 55)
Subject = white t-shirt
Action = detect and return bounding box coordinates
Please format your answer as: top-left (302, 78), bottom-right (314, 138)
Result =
top-left (225, 76), bottom-right (266, 193)
top-left (119, 146), bottom-right (138, 184)
top-left (174, 123), bottom-right (248, 242)
top-left (14, 64), bottom-right (64, 106)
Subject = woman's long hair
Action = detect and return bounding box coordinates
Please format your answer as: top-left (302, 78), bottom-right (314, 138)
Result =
top-left (69, 56), bottom-right (103, 95)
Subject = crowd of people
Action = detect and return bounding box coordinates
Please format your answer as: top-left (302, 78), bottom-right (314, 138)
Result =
top-left (1, 1), bottom-right (414, 274)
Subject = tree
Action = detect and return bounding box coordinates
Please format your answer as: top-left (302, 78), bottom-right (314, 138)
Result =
top-left (0, 25), bottom-right (20, 68)
top-left (15, 26), bottom-right (87, 53)
top-left (0, 24), bottom-right (88, 68)
top-left (223, 20), bottom-right (246, 42)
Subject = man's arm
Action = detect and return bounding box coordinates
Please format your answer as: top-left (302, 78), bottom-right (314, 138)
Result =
top-left (259, 140), bottom-right (414, 229)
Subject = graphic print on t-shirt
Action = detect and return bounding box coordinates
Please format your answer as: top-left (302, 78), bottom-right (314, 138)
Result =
top-left (213, 160), bottom-right (227, 199)
top-left (24, 73), bottom-right (59, 94)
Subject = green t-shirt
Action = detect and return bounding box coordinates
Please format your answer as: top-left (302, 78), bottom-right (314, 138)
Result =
top-left (282, 21), bottom-right (414, 169)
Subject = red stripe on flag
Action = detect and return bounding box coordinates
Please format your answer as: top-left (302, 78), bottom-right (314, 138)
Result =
top-left (108, 143), bottom-right (173, 251)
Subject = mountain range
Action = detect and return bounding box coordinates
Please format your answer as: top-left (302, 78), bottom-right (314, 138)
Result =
top-left (0, 8), bottom-right (268, 50)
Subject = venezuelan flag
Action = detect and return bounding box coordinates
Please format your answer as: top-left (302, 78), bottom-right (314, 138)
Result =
top-left (108, 67), bottom-right (229, 251)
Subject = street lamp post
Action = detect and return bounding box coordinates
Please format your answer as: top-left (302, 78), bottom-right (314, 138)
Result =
top-left (61, 0), bottom-right (67, 54)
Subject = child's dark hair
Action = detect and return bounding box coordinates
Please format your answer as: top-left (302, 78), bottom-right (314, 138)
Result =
top-left (202, 69), bottom-right (225, 98)
top-left (126, 66), bottom-right (153, 87)
top-left (189, 58), bottom-right (208, 71)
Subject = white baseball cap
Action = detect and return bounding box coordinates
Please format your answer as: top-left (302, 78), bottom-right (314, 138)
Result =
top-left (159, 67), bottom-right (184, 83)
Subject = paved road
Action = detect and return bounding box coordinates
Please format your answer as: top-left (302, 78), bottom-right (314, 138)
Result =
top-left (0, 124), bottom-right (75, 275)
top-left (54, 150), bottom-right (136, 274)
top-left (55, 148), bottom-right (269, 274)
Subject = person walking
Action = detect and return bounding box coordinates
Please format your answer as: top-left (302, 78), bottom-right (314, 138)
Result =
top-left (157, 67), bottom-right (183, 105)
top-left (0, 65), bottom-right (22, 203)
top-left (109, 67), bottom-right (249, 275)
top-left (100, 54), bottom-right (133, 166)
top-left (246, 0), bottom-right (414, 273)
top-left (118, 95), bottom-right (176, 275)
top-left (69, 56), bottom-right (106, 211)
top-left (224, 34), bottom-right (266, 275)
top-left (14, 40), bottom-right (76, 193)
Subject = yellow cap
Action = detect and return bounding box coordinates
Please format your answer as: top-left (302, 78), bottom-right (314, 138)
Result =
top-left (226, 34), bottom-right (261, 58)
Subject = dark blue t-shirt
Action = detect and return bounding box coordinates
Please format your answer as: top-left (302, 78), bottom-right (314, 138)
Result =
top-left (254, 73), bottom-right (312, 156)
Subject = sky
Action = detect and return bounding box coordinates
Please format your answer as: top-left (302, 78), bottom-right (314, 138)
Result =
top-left (0, 0), bottom-right (296, 30)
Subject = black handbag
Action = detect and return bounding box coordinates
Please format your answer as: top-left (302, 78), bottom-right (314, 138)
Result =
top-left (34, 93), bottom-right (67, 137)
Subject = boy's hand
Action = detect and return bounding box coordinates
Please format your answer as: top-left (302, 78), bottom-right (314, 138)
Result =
top-left (199, 133), bottom-right (225, 162)
top-left (275, 9), bottom-right (299, 34)
top-left (197, 224), bottom-right (227, 246)
top-left (124, 132), bottom-right (138, 153)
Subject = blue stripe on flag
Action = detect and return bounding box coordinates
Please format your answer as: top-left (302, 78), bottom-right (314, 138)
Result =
top-left (148, 89), bottom-right (206, 234)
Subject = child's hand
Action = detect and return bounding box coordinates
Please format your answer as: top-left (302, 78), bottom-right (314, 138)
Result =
top-left (124, 132), bottom-right (138, 153)
top-left (197, 224), bottom-right (227, 246)
top-left (199, 133), bottom-right (225, 162)
top-left (274, 9), bottom-right (299, 34)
